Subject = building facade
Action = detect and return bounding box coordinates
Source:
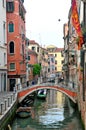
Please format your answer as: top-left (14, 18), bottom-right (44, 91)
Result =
top-left (27, 49), bottom-right (38, 82)
top-left (63, 0), bottom-right (86, 128)
top-left (40, 47), bottom-right (49, 80)
top-left (6, 0), bottom-right (26, 90)
top-left (28, 40), bottom-right (49, 80)
top-left (28, 40), bottom-right (41, 64)
top-left (47, 45), bottom-right (64, 75)
top-left (48, 54), bottom-right (55, 76)
top-left (0, 0), bottom-right (7, 92)
top-left (78, 0), bottom-right (86, 126)
top-left (62, 23), bottom-right (69, 85)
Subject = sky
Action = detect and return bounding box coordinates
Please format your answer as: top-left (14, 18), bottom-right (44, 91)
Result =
top-left (24, 0), bottom-right (71, 48)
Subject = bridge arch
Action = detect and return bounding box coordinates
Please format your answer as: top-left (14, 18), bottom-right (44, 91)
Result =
top-left (18, 86), bottom-right (77, 103)
top-left (17, 85), bottom-right (77, 103)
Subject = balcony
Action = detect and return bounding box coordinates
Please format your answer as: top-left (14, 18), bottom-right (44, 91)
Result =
top-left (62, 64), bottom-right (68, 71)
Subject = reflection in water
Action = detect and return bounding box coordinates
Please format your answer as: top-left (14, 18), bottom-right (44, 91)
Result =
top-left (12, 90), bottom-right (83, 130)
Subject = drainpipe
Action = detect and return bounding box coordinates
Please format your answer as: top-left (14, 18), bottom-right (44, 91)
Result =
top-left (26, 38), bottom-right (29, 87)
top-left (67, 33), bottom-right (70, 86)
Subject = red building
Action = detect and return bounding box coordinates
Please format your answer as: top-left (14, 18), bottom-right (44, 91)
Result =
top-left (6, 0), bottom-right (26, 91)
top-left (28, 49), bottom-right (38, 81)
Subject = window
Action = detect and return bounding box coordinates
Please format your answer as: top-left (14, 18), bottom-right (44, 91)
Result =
top-left (48, 68), bottom-right (50, 72)
top-left (10, 63), bottom-right (15, 70)
top-left (28, 56), bottom-right (30, 60)
top-left (37, 47), bottom-right (39, 52)
top-left (22, 44), bottom-right (24, 59)
top-left (52, 65), bottom-right (55, 71)
top-left (48, 61), bottom-right (50, 64)
top-left (6, 2), bottom-right (14, 13)
top-left (9, 41), bottom-right (14, 54)
top-left (55, 60), bottom-right (57, 64)
top-left (10, 79), bottom-right (16, 91)
top-left (9, 22), bottom-right (14, 32)
top-left (51, 58), bottom-right (54, 63)
top-left (55, 54), bottom-right (57, 57)
top-left (32, 46), bottom-right (35, 51)
top-left (61, 60), bottom-right (64, 64)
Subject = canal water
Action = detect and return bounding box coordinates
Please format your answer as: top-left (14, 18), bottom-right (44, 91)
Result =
top-left (11, 90), bottom-right (84, 130)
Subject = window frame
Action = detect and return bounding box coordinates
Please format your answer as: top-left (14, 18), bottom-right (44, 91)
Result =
top-left (37, 47), bottom-right (39, 52)
top-left (8, 22), bottom-right (14, 33)
top-left (55, 60), bottom-right (57, 64)
top-left (9, 41), bottom-right (14, 54)
top-left (32, 46), bottom-right (35, 51)
top-left (55, 54), bottom-right (57, 57)
top-left (6, 1), bottom-right (14, 13)
top-left (28, 56), bottom-right (30, 61)
top-left (9, 63), bottom-right (15, 71)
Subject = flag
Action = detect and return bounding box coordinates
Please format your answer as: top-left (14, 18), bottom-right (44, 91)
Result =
top-left (72, 0), bottom-right (83, 49)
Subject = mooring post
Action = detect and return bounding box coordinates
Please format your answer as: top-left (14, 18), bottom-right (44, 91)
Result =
top-left (4, 99), bottom-right (7, 111)
top-left (0, 102), bottom-right (4, 114)
top-left (8, 97), bottom-right (10, 107)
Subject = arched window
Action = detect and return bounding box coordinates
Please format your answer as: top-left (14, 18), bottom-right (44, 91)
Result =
top-left (9, 41), bottom-right (14, 54)
top-left (8, 22), bottom-right (14, 32)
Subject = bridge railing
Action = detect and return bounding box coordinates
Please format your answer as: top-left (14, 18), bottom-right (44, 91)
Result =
top-left (38, 77), bottom-right (77, 93)
top-left (14, 77), bottom-right (77, 93)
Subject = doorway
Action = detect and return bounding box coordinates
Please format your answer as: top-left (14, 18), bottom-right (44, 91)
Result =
top-left (10, 79), bottom-right (16, 91)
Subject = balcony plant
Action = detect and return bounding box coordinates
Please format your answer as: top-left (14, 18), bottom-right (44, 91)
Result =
top-left (33, 64), bottom-right (41, 76)
top-left (75, 27), bottom-right (86, 45)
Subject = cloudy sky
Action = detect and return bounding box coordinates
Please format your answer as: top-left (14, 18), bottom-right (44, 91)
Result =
top-left (24, 0), bottom-right (71, 48)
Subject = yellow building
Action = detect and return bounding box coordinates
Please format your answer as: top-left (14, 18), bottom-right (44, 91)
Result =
top-left (46, 45), bottom-right (64, 75)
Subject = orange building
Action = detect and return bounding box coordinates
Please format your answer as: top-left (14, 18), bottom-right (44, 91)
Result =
top-left (6, 0), bottom-right (26, 91)
top-left (28, 49), bottom-right (38, 65)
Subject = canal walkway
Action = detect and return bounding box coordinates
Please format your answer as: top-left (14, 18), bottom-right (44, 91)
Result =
top-left (0, 85), bottom-right (36, 120)
top-left (0, 91), bottom-right (17, 120)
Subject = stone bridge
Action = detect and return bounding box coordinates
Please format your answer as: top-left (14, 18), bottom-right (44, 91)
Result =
top-left (17, 84), bottom-right (77, 103)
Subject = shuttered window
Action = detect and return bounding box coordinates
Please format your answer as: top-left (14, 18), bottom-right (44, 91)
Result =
top-left (6, 2), bottom-right (14, 13)
top-left (10, 63), bottom-right (15, 70)
top-left (9, 22), bottom-right (14, 32)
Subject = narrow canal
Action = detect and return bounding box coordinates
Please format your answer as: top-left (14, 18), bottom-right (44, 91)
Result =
top-left (11, 90), bottom-right (84, 130)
